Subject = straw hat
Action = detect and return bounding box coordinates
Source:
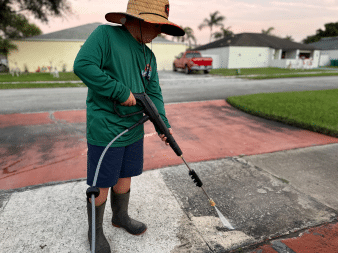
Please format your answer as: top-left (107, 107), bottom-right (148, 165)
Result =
top-left (105, 0), bottom-right (185, 36)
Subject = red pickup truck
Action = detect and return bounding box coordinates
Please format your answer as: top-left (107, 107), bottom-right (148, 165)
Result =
top-left (173, 51), bottom-right (213, 74)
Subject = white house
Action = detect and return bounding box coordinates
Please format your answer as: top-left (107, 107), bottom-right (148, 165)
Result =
top-left (309, 36), bottom-right (338, 66)
top-left (194, 33), bottom-right (320, 69)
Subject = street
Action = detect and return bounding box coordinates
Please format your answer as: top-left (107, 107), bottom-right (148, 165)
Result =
top-left (0, 72), bottom-right (337, 114)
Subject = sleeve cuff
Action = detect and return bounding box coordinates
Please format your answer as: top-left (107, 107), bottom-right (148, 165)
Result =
top-left (110, 85), bottom-right (130, 103)
top-left (118, 90), bottom-right (131, 104)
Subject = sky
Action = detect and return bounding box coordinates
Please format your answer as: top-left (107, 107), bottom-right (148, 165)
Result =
top-left (25, 0), bottom-right (338, 45)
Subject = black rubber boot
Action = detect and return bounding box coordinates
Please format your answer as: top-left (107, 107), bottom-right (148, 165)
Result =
top-left (110, 189), bottom-right (147, 235)
top-left (87, 200), bottom-right (111, 253)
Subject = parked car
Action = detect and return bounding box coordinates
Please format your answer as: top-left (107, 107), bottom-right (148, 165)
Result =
top-left (173, 51), bottom-right (213, 74)
top-left (0, 63), bottom-right (9, 73)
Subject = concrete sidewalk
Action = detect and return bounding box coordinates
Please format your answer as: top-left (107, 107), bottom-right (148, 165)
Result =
top-left (1, 100), bottom-right (338, 252)
top-left (1, 152), bottom-right (337, 253)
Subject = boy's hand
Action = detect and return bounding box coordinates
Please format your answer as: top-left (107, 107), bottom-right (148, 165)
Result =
top-left (159, 128), bottom-right (173, 146)
top-left (121, 92), bottom-right (136, 106)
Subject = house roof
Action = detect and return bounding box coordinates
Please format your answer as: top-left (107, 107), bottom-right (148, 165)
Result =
top-left (152, 36), bottom-right (185, 44)
top-left (24, 23), bottom-right (104, 41)
top-left (21, 22), bottom-right (182, 44)
top-left (194, 33), bottom-right (318, 51)
top-left (308, 36), bottom-right (338, 50)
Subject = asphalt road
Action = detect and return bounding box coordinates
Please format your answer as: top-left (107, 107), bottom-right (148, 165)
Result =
top-left (0, 71), bottom-right (337, 114)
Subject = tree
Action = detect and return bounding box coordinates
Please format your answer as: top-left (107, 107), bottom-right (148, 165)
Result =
top-left (171, 26), bottom-right (196, 47)
top-left (302, 22), bottom-right (338, 44)
top-left (157, 34), bottom-right (167, 39)
top-left (284, 35), bottom-right (294, 42)
top-left (213, 26), bottom-right (233, 40)
top-left (262, 27), bottom-right (275, 35)
top-left (0, 0), bottom-right (73, 57)
top-left (172, 25), bottom-right (184, 42)
top-left (182, 27), bottom-right (196, 48)
top-left (262, 27), bottom-right (294, 41)
top-left (198, 11), bottom-right (225, 42)
top-left (172, 35), bottom-right (182, 42)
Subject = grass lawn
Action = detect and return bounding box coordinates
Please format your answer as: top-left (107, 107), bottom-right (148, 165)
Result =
top-left (0, 72), bottom-right (81, 82)
top-left (210, 67), bottom-right (338, 79)
top-left (1, 67), bottom-right (338, 84)
top-left (247, 72), bottom-right (338, 79)
top-left (227, 89), bottom-right (338, 138)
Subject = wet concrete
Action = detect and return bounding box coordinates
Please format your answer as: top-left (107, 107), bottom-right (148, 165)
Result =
top-left (160, 158), bottom-right (337, 250)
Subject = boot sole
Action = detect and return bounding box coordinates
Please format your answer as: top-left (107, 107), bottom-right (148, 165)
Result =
top-left (112, 223), bottom-right (147, 236)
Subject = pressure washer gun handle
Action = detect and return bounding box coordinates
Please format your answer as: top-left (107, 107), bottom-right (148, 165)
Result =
top-left (133, 92), bottom-right (183, 156)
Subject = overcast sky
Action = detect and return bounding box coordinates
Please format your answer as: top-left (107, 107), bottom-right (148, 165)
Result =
top-left (29, 0), bottom-right (338, 45)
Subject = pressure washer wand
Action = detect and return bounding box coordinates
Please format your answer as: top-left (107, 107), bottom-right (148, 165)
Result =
top-left (181, 156), bottom-right (213, 201)
top-left (181, 155), bottom-right (234, 230)
top-left (133, 93), bottom-right (235, 230)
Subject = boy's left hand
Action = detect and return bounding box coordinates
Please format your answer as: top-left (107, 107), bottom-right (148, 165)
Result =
top-left (159, 128), bottom-right (173, 146)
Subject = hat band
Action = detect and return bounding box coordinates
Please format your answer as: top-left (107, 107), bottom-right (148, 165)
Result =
top-left (138, 12), bottom-right (168, 20)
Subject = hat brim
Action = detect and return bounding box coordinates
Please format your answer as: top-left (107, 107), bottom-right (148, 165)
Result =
top-left (105, 12), bottom-right (185, 36)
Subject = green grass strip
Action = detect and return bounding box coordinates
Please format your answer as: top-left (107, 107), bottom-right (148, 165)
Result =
top-left (0, 82), bottom-right (86, 89)
top-left (0, 72), bottom-right (81, 82)
top-left (227, 89), bottom-right (338, 138)
top-left (210, 67), bottom-right (338, 79)
top-left (244, 72), bottom-right (338, 79)
top-left (210, 67), bottom-right (338, 76)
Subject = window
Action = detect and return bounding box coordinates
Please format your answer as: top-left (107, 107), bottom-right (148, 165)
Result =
top-left (176, 53), bottom-right (183, 59)
top-left (185, 52), bottom-right (202, 58)
top-left (281, 51), bottom-right (286, 59)
top-left (299, 53), bottom-right (311, 59)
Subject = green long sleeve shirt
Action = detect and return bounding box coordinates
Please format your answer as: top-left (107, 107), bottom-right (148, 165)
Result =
top-left (73, 24), bottom-right (170, 147)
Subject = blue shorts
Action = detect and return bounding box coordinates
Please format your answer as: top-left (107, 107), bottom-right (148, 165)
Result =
top-left (87, 139), bottom-right (144, 188)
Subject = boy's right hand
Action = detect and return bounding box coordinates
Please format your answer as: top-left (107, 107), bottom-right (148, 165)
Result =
top-left (121, 92), bottom-right (136, 106)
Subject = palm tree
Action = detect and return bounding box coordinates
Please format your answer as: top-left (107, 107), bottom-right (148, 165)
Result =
top-left (262, 27), bottom-right (275, 35)
top-left (284, 35), bottom-right (294, 41)
top-left (213, 26), bottom-right (233, 40)
top-left (182, 27), bottom-right (197, 48)
top-left (172, 35), bottom-right (183, 42)
top-left (157, 34), bottom-right (167, 39)
top-left (198, 11), bottom-right (225, 42)
top-left (172, 25), bottom-right (184, 42)
top-left (171, 26), bottom-right (197, 47)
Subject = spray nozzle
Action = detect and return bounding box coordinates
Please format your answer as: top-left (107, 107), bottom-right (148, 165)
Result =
top-left (209, 199), bottom-right (216, 207)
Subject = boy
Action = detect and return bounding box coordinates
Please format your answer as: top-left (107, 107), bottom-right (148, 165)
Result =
top-left (73, 0), bottom-right (184, 252)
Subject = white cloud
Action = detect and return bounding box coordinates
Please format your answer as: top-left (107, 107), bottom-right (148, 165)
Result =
top-left (28, 0), bottom-right (338, 46)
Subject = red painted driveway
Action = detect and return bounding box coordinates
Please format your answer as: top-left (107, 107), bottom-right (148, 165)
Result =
top-left (251, 222), bottom-right (338, 253)
top-left (1, 100), bottom-right (337, 190)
